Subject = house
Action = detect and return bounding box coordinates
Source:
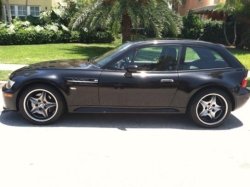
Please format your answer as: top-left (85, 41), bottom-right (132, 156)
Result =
top-left (173, 0), bottom-right (226, 20)
top-left (1, 0), bottom-right (64, 22)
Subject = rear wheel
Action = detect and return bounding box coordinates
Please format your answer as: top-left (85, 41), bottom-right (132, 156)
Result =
top-left (19, 84), bottom-right (64, 125)
top-left (189, 89), bottom-right (232, 128)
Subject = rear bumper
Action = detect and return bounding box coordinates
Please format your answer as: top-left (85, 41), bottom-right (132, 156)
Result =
top-left (2, 84), bottom-right (18, 111)
top-left (234, 87), bottom-right (250, 110)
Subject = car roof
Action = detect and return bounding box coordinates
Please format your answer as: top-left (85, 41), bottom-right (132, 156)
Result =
top-left (129, 40), bottom-right (225, 48)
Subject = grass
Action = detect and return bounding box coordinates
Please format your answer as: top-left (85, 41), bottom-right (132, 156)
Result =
top-left (0, 42), bottom-right (121, 65)
top-left (0, 70), bottom-right (13, 81)
top-left (248, 78), bottom-right (250, 87)
top-left (228, 48), bottom-right (250, 70)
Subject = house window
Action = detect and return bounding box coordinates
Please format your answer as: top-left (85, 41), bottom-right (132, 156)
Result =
top-left (10, 6), bottom-right (15, 16)
top-left (30, 6), bottom-right (40, 17)
top-left (18, 6), bottom-right (27, 16)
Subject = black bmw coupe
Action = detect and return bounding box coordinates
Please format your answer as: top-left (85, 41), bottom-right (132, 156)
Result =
top-left (2, 40), bottom-right (250, 127)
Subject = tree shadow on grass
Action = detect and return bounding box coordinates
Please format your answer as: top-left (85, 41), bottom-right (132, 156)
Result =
top-left (1, 111), bottom-right (243, 131)
top-left (60, 45), bottom-right (115, 58)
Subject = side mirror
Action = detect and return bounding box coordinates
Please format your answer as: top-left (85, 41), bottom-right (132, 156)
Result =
top-left (126, 65), bottom-right (138, 73)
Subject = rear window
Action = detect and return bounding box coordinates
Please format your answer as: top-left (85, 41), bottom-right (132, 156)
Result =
top-left (179, 46), bottom-right (229, 70)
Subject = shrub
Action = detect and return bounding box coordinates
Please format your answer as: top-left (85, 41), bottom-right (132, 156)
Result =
top-left (0, 28), bottom-right (114, 45)
top-left (27, 15), bottom-right (40, 25)
top-left (201, 19), bottom-right (236, 45)
top-left (181, 10), bottom-right (203, 39)
top-left (79, 31), bottom-right (115, 43)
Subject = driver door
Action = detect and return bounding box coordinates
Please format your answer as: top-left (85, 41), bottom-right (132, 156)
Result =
top-left (99, 45), bottom-right (180, 107)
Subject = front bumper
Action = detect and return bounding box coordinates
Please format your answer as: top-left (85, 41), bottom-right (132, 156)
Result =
top-left (2, 84), bottom-right (18, 111)
top-left (234, 87), bottom-right (250, 110)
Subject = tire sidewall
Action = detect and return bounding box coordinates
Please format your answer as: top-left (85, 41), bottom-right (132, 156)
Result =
top-left (189, 89), bottom-right (232, 128)
top-left (19, 84), bottom-right (64, 125)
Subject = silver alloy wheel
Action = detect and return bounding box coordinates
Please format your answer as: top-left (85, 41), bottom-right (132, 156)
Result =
top-left (196, 93), bottom-right (228, 126)
top-left (23, 89), bottom-right (58, 122)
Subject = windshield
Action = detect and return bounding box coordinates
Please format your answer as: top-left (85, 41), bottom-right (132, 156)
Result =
top-left (93, 43), bottom-right (133, 67)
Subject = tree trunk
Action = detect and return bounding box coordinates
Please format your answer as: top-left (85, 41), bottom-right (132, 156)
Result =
top-left (232, 19), bottom-right (237, 46)
top-left (121, 13), bottom-right (132, 43)
top-left (25, 0), bottom-right (28, 19)
top-left (6, 0), bottom-right (12, 22)
top-left (223, 21), bottom-right (231, 46)
top-left (0, 0), bottom-right (3, 21)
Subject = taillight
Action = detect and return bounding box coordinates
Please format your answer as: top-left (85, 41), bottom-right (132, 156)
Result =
top-left (241, 77), bottom-right (247, 88)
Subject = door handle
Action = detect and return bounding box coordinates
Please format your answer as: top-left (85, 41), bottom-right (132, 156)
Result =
top-left (160, 79), bottom-right (174, 83)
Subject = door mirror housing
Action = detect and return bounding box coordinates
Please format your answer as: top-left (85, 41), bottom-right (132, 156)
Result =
top-left (126, 65), bottom-right (138, 73)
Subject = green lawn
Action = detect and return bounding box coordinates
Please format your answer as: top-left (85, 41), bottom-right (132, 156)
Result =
top-left (0, 42), bottom-right (121, 65)
top-left (228, 48), bottom-right (250, 70)
top-left (248, 77), bottom-right (250, 87)
top-left (0, 70), bottom-right (12, 81)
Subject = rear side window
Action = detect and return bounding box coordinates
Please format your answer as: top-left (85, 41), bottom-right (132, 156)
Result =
top-left (179, 46), bottom-right (229, 70)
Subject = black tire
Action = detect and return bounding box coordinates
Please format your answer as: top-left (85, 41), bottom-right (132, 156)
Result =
top-left (189, 89), bottom-right (232, 128)
top-left (19, 84), bottom-right (64, 125)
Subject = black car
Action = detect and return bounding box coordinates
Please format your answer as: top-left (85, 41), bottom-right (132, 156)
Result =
top-left (2, 40), bottom-right (250, 127)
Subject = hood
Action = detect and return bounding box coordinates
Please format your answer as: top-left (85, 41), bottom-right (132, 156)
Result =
top-left (20, 59), bottom-right (100, 71)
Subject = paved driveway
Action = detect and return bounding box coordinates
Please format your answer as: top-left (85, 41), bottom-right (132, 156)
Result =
top-left (0, 90), bottom-right (250, 187)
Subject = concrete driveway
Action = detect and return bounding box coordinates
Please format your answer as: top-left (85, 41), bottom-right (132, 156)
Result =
top-left (0, 89), bottom-right (250, 187)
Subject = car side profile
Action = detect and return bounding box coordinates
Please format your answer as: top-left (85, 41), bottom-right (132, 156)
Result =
top-left (2, 40), bottom-right (250, 127)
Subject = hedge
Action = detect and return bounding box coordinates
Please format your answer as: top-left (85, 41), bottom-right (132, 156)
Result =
top-left (200, 19), bottom-right (236, 45)
top-left (0, 29), bottom-right (114, 45)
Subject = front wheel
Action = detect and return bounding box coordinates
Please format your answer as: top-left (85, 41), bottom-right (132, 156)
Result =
top-left (189, 89), bottom-right (232, 128)
top-left (19, 84), bottom-right (64, 125)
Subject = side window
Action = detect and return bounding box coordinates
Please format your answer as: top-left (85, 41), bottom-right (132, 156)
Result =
top-left (179, 46), bottom-right (229, 70)
top-left (134, 46), bottom-right (180, 71)
top-left (108, 51), bottom-right (134, 70)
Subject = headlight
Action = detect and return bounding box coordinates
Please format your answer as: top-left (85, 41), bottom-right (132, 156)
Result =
top-left (6, 79), bottom-right (15, 89)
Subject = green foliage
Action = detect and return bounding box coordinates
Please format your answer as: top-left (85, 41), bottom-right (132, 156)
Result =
top-left (0, 25), bottom-right (114, 45)
top-left (181, 10), bottom-right (203, 39)
top-left (40, 0), bottom-right (79, 28)
top-left (26, 15), bottom-right (40, 25)
top-left (72, 0), bottom-right (183, 39)
top-left (237, 29), bottom-right (250, 49)
top-left (201, 19), bottom-right (236, 45)
top-left (201, 20), bottom-right (224, 44)
top-left (79, 30), bottom-right (114, 43)
top-left (0, 15), bottom-right (114, 45)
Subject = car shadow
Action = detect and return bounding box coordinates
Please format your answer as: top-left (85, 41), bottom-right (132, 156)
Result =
top-left (0, 111), bottom-right (243, 130)
top-left (60, 45), bottom-right (114, 57)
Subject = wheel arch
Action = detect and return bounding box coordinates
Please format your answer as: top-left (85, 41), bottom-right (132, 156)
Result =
top-left (16, 81), bottom-right (68, 111)
top-left (187, 85), bottom-right (235, 112)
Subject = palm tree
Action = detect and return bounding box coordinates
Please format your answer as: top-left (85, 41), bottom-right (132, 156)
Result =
top-left (6, 0), bottom-right (12, 22)
top-left (72, 0), bottom-right (182, 43)
top-left (214, 2), bottom-right (242, 46)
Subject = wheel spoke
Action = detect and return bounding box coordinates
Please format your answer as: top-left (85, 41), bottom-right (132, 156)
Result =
top-left (209, 96), bottom-right (217, 106)
top-left (200, 110), bottom-right (209, 117)
top-left (29, 97), bottom-right (38, 104)
top-left (45, 104), bottom-right (56, 109)
top-left (213, 106), bottom-right (222, 112)
top-left (38, 91), bottom-right (46, 102)
top-left (31, 106), bottom-right (38, 113)
top-left (31, 108), bottom-right (40, 115)
top-left (209, 111), bottom-right (216, 119)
